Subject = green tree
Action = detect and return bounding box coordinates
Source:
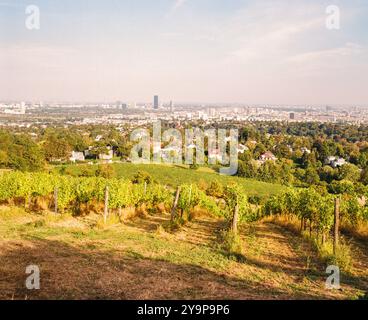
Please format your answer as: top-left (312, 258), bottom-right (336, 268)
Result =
top-left (338, 163), bottom-right (361, 183)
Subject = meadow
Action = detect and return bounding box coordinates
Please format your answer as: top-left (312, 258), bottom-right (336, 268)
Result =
top-left (53, 163), bottom-right (286, 200)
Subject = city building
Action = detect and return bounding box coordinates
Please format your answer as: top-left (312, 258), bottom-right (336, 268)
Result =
top-left (169, 100), bottom-right (174, 113)
top-left (154, 95), bottom-right (159, 110)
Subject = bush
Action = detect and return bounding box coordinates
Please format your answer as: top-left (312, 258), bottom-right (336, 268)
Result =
top-left (95, 164), bottom-right (116, 179)
top-left (219, 229), bottom-right (244, 259)
top-left (131, 171), bottom-right (153, 184)
top-left (206, 180), bottom-right (223, 198)
top-left (313, 238), bottom-right (352, 272)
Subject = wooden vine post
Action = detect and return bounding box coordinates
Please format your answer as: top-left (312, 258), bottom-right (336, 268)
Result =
top-left (188, 184), bottom-right (192, 206)
top-left (185, 184), bottom-right (192, 218)
top-left (104, 186), bottom-right (109, 224)
top-left (232, 195), bottom-right (239, 234)
top-left (54, 187), bottom-right (58, 214)
top-left (333, 197), bottom-right (340, 255)
top-left (118, 206), bottom-right (122, 220)
top-left (171, 186), bottom-right (181, 222)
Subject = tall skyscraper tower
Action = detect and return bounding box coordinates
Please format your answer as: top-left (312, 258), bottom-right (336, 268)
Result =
top-left (169, 100), bottom-right (174, 113)
top-left (154, 95), bottom-right (159, 110)
top-left (20, 102), bottom-right (26, 115)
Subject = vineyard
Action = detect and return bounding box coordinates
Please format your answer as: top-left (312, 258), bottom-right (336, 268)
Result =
top-left (1, 171), bottom-right (367, 230)
top-left (0, 170), bottom-right (368, 299)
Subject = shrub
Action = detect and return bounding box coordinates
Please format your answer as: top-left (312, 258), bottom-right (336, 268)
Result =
top-left (219, 229), bottom-right (244, 259)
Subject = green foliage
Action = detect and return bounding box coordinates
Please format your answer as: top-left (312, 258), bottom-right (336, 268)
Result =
top-left (131, 171), bottom-right (153, 184)
top-left (313, 238), bottom-right (352, 272)
top-left (0, 131), bottom-right (44, 171)
top-left (329, 180), bottom-right (356, 195)
top-left (95, 164), bottom-right (116, 179)
top-left (223, 184), bottom-right (252, 222)
top-left (43, 135), bottom-right (72, 162)
top-left (206, 180), bottom-right (224, 198)
top-left (0, 171), bottom-right (221, 218)
top-left (337, 163), bottom-right (361, 183)
top-left (263, 186), bottom-right (367, 234)
top-left (218, 229), bottom-right (244, 259)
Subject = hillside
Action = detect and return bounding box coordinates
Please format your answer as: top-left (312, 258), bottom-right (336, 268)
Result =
top-left (1, 207), bottom-right (367, 300)
top-left (53, 163), bottom-right (286, 199)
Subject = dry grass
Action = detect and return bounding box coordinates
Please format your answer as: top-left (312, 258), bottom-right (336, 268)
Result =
top-left (341, 221), bottom-right (368, 242)
top-left (0, 207), bottom-right (367, 300)
top-left (263, 215), bottom-right (361, 274)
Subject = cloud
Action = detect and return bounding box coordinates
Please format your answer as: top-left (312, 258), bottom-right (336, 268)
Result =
top-left (289, 43), bottom-right (365, 63)
top-left (173, 0), bottom-right (187, 11)
top-left (166, 0), bottom-right (187, 17)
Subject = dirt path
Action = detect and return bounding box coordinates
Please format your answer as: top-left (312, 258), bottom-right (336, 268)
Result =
top-left (242, 222), bottom-right (368, 299)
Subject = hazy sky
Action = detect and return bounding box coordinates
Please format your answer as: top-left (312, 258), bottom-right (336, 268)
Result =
top-left (1, 0), bottom-right (368, 105)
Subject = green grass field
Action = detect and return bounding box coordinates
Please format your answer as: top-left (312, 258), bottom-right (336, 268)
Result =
top-left (54, 163), bottom-right (286, 200)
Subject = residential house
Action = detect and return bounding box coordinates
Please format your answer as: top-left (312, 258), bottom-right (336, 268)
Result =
top-left (70, 151), bottom-right (85, 162)
top-left (237, 144), bottom-right (249, 154)
top-left (325, 156), bottom-right (346, 168)
top-left (301, 147), bottom-right (311, 154)
top-left (99, 147), bottom-right (114, 163)
top-left (259, 151), bottom-right (277, 163)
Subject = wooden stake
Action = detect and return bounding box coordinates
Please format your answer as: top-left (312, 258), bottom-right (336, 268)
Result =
top-left (232, 195), bottom-right (239, 234)
top-left (188, 184), bottom-right (192, 206)
top-left (171, 186), bottom-right (181, 222)
top-left (333, 197), bottom-right (340, 255)
top-left (54, 187), bottom-right (58, 214)
top-left (118, 206), bottom-right (122, 218)
top-left (104, 186), bottom-right (109, 224)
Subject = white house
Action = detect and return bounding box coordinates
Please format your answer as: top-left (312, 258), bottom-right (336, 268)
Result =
top-left (259, 151), bottom-right (277, 163)
top-left (70, 151), bottom-right (85, 162)
top-left (99, 147), bottom-right (114, 161)
top-left (325, 156), bottom-right (346, 168)
top-left (237, 144), bottom-right (249, 154)
top-left (333, 158), bottom-right (346, 168)
top-left (95, 135), bottom-right (103, 142)
top-left (301, 147), bottom-right (311, 154)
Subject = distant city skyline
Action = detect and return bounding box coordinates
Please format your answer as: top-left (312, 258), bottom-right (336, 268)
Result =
top-left (1, 0), bottom-right (368, 105)
top-left (154, 95), bottom-right (159, 109)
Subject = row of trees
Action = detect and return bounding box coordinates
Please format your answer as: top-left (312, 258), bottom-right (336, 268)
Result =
top-left (0, 126), bottom-right (132, 171)
top-left (238, 157), bottom-right (368, 191)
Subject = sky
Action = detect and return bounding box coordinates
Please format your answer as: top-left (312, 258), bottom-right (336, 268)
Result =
top-left (0, 0), bottom-right (368, 105)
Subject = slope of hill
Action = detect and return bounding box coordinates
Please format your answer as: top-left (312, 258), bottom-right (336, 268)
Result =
top-left (1, 207), bottom-right (366, 300)
top-left (54, 163), bottom-right (286, 199)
